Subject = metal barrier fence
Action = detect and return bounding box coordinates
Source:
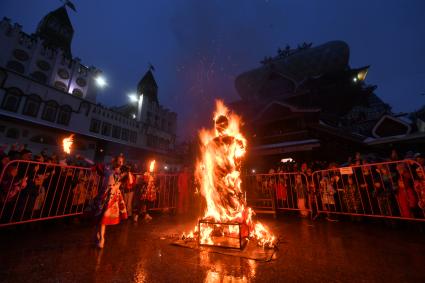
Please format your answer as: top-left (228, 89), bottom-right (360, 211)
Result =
top-left (312, 160), bottom-right (425, 221)
top-left (2, 159), bottom-right (424, 226)
top-left (0, 161), bottom-right (179, 227)
top-left (0, 160), bottom-right (100, 227)
top-left (243, 172), bottom-right (312, 217)
top-left (243, 160), bottom-right (425, 222)
top-left (132, 173), bottom-right (178, 213)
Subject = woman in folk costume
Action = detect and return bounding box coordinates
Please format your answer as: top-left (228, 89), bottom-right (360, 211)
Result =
top-left (94, 159), bottom-right (127, 248)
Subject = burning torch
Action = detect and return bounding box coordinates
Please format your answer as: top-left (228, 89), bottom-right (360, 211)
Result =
top-left (149, 160), bottom-right (156, 174)
top-left (62, 134), bottom-right (74, 155)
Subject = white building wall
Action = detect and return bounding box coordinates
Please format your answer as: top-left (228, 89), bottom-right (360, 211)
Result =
top-left (0, 70), bottom-right (148, 149)
top-left (0, 17), bottom-right (177, 160)
top-left (0, 17), bottom-right (99, 103)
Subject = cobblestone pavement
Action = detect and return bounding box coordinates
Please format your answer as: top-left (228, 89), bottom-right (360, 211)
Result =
top-left (1, 215), bottom-right (424, 283)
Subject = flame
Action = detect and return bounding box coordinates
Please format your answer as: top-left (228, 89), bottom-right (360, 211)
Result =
top-left (149, 160), bottom-right (156, 172)
top-left (62, 134), bottom-right (74, 154)
top-left (189, 100), bottom-right (275, 248)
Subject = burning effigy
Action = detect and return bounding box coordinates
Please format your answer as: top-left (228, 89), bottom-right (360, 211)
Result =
top-left (183, 100), bottom-right (276, 249)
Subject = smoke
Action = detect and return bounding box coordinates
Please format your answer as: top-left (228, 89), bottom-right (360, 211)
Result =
top-left (167, 0), bottom-right (287, 140)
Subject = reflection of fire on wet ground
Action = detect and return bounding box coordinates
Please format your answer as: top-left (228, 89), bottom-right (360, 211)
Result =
top-left (176, 100), bottom-right (277, 255)
top-left (201, 251), bottom-right (258, 283)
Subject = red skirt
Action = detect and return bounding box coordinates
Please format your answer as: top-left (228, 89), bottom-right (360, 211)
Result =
top-left (100, 191), bottom-right (128, 225)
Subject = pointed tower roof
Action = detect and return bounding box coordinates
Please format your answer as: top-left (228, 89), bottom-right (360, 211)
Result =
top-left (35, 6), bottom-right (74, 57)
top-left (137, 70), bottom-right (158, 104)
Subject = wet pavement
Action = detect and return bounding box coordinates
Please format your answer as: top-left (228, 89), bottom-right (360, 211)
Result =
top-left (1, 215), bottom-right (425, 283)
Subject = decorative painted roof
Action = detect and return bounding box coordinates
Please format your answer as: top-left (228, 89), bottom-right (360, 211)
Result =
top-left (235, 41), bottom-right (350, 100)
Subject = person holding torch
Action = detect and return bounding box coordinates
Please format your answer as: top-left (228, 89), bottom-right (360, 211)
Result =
top-left (138, 160), bottom-right (157, 222)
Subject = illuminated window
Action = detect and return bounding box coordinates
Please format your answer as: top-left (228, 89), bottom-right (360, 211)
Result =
top-left (357, 68), bottom-right (368, 81)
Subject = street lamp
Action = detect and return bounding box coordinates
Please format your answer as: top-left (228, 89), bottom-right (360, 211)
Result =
top-left (128, 94), bottom-right (138, 103)
top-left (128, 93), bottom-right (144, 121)
top-left (95, 75), bottom-right (107, 88)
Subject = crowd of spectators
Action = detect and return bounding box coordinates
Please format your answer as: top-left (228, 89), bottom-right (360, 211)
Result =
top-left (0, 143), bottom-right (153, 174)
top-left (2, 143), bottom-right (425, 227)
top-left (252, 149), bottom-right (425, 221)
top-left (0, 143), bottom-right (189, 227)
top-left (270, 150), bottom-right (424, 174)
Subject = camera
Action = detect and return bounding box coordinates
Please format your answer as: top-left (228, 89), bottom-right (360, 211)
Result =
top-left (120, 164), bottom-right (131, 173)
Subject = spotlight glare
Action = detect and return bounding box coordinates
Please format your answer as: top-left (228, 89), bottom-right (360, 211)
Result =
top-left (128, 94), bottom-right (138, 103)
top-left (95, 76), bottom-right (107, 88)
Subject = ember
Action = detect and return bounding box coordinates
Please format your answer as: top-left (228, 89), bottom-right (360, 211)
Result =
top-left (185, 100), bottom-right (275, 249)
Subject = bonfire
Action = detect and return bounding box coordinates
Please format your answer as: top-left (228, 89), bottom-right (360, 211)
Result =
top-left (184, 100), bottom-right (275, 249)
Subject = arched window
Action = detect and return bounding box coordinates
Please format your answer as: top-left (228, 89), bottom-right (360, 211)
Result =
top-left (13, 49), bottom-right (29, 61)
top-left (6, 60), bottom-right (25, 74)
top-left (57, 69), bottom-right (70, 79)
top-left (23, 94), bottom-right (41, 117)
top-left (42, 100), bottom-right (58, 122)
top-left (31, 71), bottom-right (48, 84)
top-left (79, 101), bottom-right (90, 116)
top-left (57, 105), bottom-right (72, 125)
top-left (1, 88), bottom-right (22, 112)
top-left (54, 81), bottom-right (67, 92)
top-left (72, 88), bottom-right (83, 97)
top-left (76, 77), bottom-right (87, 87)
top-left (6, 128), bottom-right (19, 139)
top-left (36, 60), bottom-right (51, 71)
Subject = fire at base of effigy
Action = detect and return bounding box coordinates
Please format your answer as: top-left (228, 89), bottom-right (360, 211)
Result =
top-left (198, 219), bottom-right (250, 249)
top-left (181, 100), bottom-right (276, 251)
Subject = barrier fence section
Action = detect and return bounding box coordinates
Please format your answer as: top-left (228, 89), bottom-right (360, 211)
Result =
top-left (312, 160), bottom-right (425, 221)
top-left (0, 160), bottom-right (100, 227)
top-left (132, 173), bottom-right (178, 213)
top-left (243, 172), bottom-right (312, 217)
top-left (243, 160), bottom-right (425, 222)
top-left (2, 159), bottom-right (424, 227)
top-left (0, 161), bottom-right (179, 228)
